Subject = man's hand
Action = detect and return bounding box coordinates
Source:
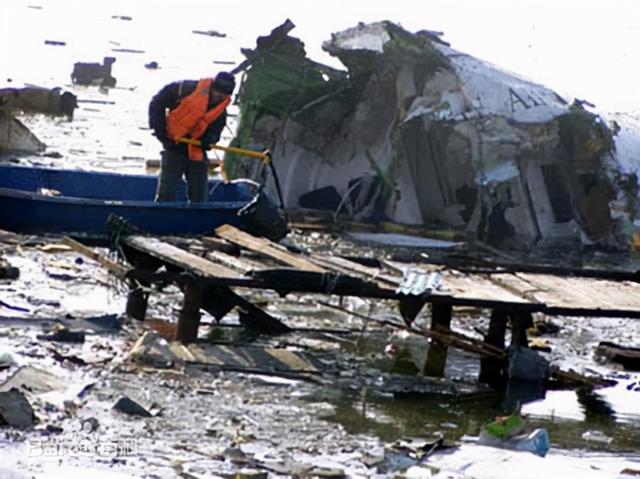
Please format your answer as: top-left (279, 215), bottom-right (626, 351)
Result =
top-left (153, 129), bottom-right (173, 149)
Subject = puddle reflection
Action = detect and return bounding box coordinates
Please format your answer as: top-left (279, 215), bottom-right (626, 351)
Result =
top-left (314, 372), bottom-right (640, 453)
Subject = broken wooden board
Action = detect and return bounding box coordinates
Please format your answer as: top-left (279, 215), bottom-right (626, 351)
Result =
top-left (138, 334), bottom-right (491, 396)
top-left (214, 225), bottom-right (325, 272)
top-left (123, 236), bottom-right (241, 279)
top-left (169, 342), bottom-right (322, 374)
top-left (434, 272), bottom-right (532, 306)
top-left (312, 254), bottom-right (400, 289)
top-left (63, 236), bottom-right (129, 278)
top-left (381, 259), bottom-right (640, 317)
top-left (489, 272), bottom-right (640, 317)
top-left (205, 250), bottom-right (264, 275)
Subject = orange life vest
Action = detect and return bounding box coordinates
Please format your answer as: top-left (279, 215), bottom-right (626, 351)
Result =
top-left (165, 78), bottom-right (231, 161)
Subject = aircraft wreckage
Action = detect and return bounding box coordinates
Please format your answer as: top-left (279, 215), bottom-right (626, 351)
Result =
top-left (229, 20), bottom-right (639, 251)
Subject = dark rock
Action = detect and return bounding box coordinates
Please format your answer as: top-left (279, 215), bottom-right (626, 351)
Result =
top-left (0, 265), bottom-right (19, 280)
top-left (112, 396), bottom-right (152, 417)
top-left (0, 388), bottom-right (35, 428)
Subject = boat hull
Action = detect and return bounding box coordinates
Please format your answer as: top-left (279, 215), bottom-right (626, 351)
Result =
top-left (0, 165), bottom-right (286, 238)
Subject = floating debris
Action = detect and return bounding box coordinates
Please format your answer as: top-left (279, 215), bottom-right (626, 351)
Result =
top-left (0, 112), bottom-right (45, 153)
top-left (71, 56), bottom-right (116, 87)
top-left (0, 86), bottom-right (77, 118)
top-left (193, 29), bottom-right (226, 38)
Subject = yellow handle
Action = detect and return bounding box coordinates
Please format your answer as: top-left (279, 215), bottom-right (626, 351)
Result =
top-left (177, 137), bottom-right (270, 164)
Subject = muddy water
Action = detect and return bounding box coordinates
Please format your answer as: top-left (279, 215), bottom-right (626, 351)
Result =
top-left (274, 293), bottom-right (640, 460)
top-left (296, 329), bottom-right (640, 454)
top-left (317, 371), bottom-right (640, 453)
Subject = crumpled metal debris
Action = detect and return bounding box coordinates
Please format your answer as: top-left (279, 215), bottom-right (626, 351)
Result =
top-left (396, 269), bottom-right (443, 296)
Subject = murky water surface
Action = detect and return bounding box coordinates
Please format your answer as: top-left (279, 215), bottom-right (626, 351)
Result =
top-left (299, 329), bottom-right (640, 454)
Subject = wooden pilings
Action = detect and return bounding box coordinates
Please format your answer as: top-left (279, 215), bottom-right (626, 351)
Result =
top-left (173, 282), bottom-right (290, 344)
top-left (423, 302), bottom-right (453, 377)
top-left (510, 311), bottom-right (533, 348)
top-left (422, 304), bottom-right (535, 386)
top-left (121, 246), bottom-right (162, 322)
top-left (175, 280), bottom-right (203, 344)
top-left (125, 283), bottom-right (149, 321)
top-left (477, 310), bottom-right (534, 387)
top-left (479, 309), bottom-right (509, 387)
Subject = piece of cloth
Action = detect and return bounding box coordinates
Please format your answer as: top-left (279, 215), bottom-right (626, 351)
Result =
top-left (154, 149), bottom-right (209, 203)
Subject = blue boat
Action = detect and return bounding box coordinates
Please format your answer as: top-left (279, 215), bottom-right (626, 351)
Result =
top-left (0, 164), bottom-right (287, 239)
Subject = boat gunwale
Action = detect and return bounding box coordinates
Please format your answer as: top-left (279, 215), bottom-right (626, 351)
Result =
top-left (0, 186), bottom-right (253, 211)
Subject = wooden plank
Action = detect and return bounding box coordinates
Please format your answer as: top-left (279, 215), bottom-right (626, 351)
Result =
top-left (215, 224), bottom-right (326, 272)
top-left (313, 254), bottom-right (400, 289)
top-left (435, 272), bottom-right (531, 304)
top-left (512, 273), bottom-right (640, 311)
top-left (123, 236), bottom-right (241, 279)
top-left (205, 250), bottom-right (264, 274)
top-left (63, 236), bottom-right (129, 278)
top-left (435, 267), bottom-right (640, 316)
top-left (417, 254), bottom-right (640, 283)
top-left (171, 344), bottom-right (321, 373)
top-left (199, 236), bottom-right (241, 255)
top-left (264, 348), bottom-right (320, 372)
top-left (489, 271), bottom-right (640, 312)
top-left (485, 273), bottom-right (545, 303)
top-left (384, 260), bottom-right (445, 277)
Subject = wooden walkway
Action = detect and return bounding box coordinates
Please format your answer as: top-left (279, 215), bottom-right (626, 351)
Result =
top-left (113, 224), bottom-right (640, 318)
top-left (66, 225), bottom-right (640, 385)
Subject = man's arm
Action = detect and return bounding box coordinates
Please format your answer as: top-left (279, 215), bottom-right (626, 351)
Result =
top-left (148, 81), bottom-right (184, 145)
top-left (200, 111), bottom-right (227, 147)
